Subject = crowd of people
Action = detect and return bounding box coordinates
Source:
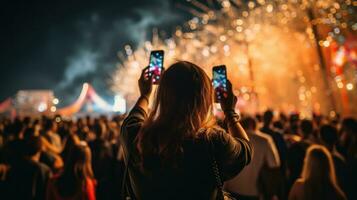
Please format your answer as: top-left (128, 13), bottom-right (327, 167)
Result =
top-left (0, 114), bottom-right (126, 199)
top-left (0, 61), bottom-right (356, 200)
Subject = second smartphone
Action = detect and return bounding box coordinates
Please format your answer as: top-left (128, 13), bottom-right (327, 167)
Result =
top-left (148, 50), bottom-right (164, 84)
top-left (212, 65), bottom-right (228, 102)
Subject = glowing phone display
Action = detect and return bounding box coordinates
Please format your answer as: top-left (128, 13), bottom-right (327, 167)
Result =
top-left (212, 65), bottom-right (227, 102)
top-left (148, 50), bottom-right (164, 84)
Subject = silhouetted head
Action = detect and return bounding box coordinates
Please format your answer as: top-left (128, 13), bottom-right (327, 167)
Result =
top-left (279, 113), bottom-right (288, 122)
top-left (263, 110), bottom-right (274, 125)
top-left (44, 119), bottom-right (57, 132)
top-left (92, 121), bottom-right (106, 139)
top-left (312, 113), bottom-right (323, 126)
top-left (23, 127), bottom-right (36, 140)
top-left (23, 136), bottom-right (43, 157)
top-left (23, 116), bottom-right (32, 127)
top-left (273, 121), bottom-right (284, 131)
top-left (255, 113), bottom-right (262, 123)
top-left (319, 125), bottom-right (338, 150)
top-left (300, 119), bottom-right (313, 139)
top-left (11, 119), bottom-right (25, 138)
top-left (341, 117), bottom-right (356, 136)
top-left (241, 116), bottom-right (257, 131)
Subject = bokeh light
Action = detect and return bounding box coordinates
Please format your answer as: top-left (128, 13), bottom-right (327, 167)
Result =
top-left (112, 0), bottom-right (357, 117)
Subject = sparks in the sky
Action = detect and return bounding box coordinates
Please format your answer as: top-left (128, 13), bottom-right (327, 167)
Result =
top-left (112, 0), bottom-right (357, 117)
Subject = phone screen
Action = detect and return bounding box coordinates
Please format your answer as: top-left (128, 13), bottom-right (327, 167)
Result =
top-left (212, 65), bottom-right (227, 102)
top-left (148, 50), bottom-right (164, 84)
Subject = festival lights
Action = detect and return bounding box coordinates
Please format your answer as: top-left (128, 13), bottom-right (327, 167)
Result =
top-left (38, 102), bottom-right (47, 113)
top-left (50, 106), bottom-right (57, 112)
top-left (53, 98), bottom-right (59, 105)
top-left (346, 83), bottom-right (354, 90)
top-left (112, 0), bottom-right (356, 116)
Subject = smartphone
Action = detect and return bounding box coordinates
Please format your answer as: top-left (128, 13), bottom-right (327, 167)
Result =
top-left (148, 50), bottom-right (164, 84)
top-left (212, 65), bottom-right (228, 102)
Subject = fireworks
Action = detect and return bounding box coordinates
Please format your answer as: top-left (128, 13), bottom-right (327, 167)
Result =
top-left (112, 0), bottom-right (357, 116)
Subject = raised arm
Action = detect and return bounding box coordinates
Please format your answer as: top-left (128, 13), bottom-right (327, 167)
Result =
top-left (120, 67), bottom-right (152, 157)
top-left (213, 80), bottom-right (252, 180)
top-left (135, 67), bottom-right (152, 113)
top-left (121, 66), bottom-right (152, 131)
top-left (220, 80), bottom-right (249, 141)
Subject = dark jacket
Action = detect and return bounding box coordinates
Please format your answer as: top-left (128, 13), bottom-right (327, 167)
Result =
top-left (120, 106), bottom-right (252, 200)
top-left (6, 158), bottom-right (52, 200)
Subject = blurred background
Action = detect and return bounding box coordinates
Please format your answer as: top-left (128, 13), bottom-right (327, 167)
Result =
top-left (0, 0), bottom-right (356, 118)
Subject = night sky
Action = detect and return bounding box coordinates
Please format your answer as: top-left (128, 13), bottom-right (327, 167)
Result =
top-left (0, 0), bottom-right (189, 105)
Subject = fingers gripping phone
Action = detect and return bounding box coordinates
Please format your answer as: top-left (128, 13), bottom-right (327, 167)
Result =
top-left (212, 65), bottom-right (228, 102)
top-left (148, 50), bottom-right (164, 84)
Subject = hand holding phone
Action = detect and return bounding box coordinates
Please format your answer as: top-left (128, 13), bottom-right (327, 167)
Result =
top-left (212, 66), bottom-right (237, 111)
top-left (212, 65), bottom-right (228, 102)
top-left (148, 50), bottom-right (164, 84)
top-left (139, 66), bottom-right (152, 98)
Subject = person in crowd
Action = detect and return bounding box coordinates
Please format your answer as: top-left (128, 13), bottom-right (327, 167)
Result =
top-left (312, 113), bottom-right (323, 129)
top-left (88, 121), bottom-right (114, 200)
top-left (225, 116), bottom-right (280, 200)
top-left (255, 113), bottom-right (263, 124)
top-left (339, 118), bottom-right (357, 200)
top-left (286, 119), bottom-right (314, 188)
top-left (43, 120), bottom-right (62, 153)
top-left (2, 119), bottom-right (25, 165)
top-left (107, 121), bottom-right (121, 158)
top-left (319, 124), bottom-right (347, 193)
top-left (319, 125), bottom-right (341, 153)
top-left (288, 113), bottom-right (300, 136)
top-left (300, 119), bottom-right (316, 143)
top-left (339, 118), bottom-right (357, 159)
top-left (0, 162), bottom-right (8, 196)
top-left (260, 110), bottom-right (287, 172)
top-left (120, 61), bottom-right (252, 199)
top-left (61, 133), bottom-right (81, 163)
top-left (46, 144), bottom-right (96, 200)
top-left (330, 113), bottom-right (341, 128)
top-left (7, 135), bottom-right (52, 200)
top-left (40, 120), bottom-right (64, 171)
top-left (24, 124), bottom-right (39, 136)
top-left (273, 120), bottom-right (284, 135)
top-left (278, 113), bottom-right (288, 133)
top-left (77, 118), bottom-right (90, 141)
top-left (288, 145), bottom-right (346, 200)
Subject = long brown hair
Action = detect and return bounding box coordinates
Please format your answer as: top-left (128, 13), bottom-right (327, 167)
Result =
top-left (57, 144), bottom-right (94, 197)
top-left (137, 61), bottom-right (216, 170)
top-left (301, 145), bottom-right (346, 200)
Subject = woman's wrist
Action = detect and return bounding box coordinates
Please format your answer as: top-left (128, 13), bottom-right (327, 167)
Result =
top-left (224, 109), bottom-right (241, 123)
top-left (139, 95), bottom-right (149, 102)
top-left (223, 108), bottom-right (237, 116)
